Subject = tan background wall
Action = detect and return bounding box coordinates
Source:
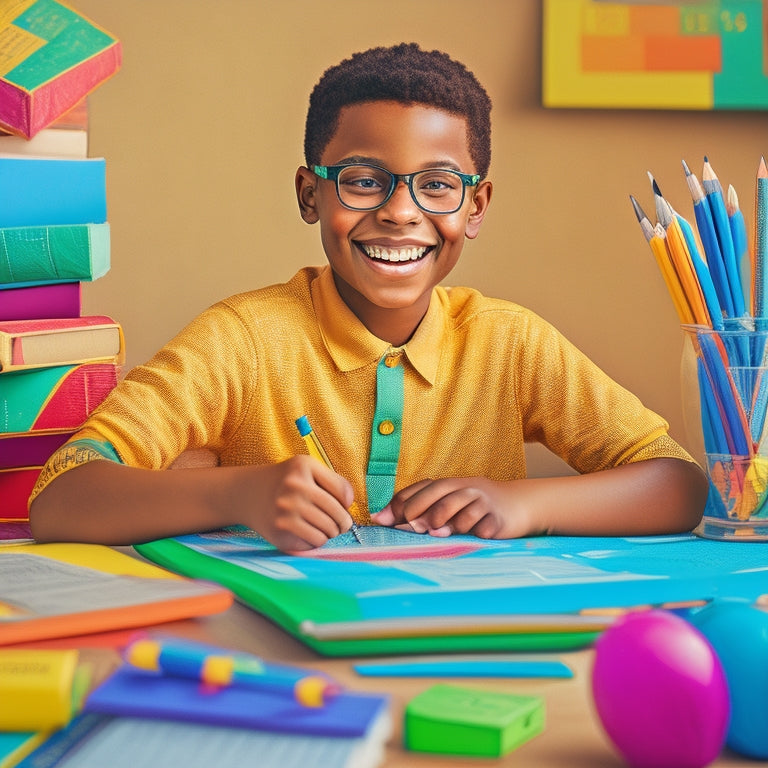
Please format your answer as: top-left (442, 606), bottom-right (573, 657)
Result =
top-left (73, 0), bottom-right (768, 474)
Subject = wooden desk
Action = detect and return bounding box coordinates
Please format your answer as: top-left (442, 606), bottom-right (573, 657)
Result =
top-left (157, 601), bottom-right (759, 768)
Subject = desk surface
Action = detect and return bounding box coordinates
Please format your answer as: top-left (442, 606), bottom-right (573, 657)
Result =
top-left (157, 600), bottom-right (757, 768)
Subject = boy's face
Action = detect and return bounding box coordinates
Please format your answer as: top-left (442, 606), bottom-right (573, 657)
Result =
top-left (296, 100), bottom-right (492, 343)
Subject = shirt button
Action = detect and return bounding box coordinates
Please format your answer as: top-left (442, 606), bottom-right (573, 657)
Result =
top-left (378, 420), bottom-right (395, 435)
top-left (384, 355), bottom-right (400, 368)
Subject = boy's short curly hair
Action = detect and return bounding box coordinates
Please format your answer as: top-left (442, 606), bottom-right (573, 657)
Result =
top-left (304, 43), bottom-right (492, 178)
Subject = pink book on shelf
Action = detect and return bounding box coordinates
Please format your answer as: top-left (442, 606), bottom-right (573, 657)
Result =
top-left (0, 283), bottom-right (82, 321)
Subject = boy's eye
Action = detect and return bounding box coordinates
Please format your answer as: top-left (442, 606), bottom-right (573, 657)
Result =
top-left (416, 171), bottom-right (459, 197)
top-left (338, 167), bottom-right (389, 195)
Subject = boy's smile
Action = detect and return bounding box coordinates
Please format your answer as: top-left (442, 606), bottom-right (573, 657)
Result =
top-left (296, 101), bottom-right (492, 345)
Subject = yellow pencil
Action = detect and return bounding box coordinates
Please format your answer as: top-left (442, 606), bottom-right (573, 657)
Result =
top-left (295, 415), bottom-right (366, 542)
top-left (630, 195), bottom-right (692, 324)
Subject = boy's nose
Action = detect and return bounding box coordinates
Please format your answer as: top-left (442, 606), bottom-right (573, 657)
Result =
top-left (377, 180), bottom-right (422, 223)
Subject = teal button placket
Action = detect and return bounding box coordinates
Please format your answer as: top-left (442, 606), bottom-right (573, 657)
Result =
top-left (365, 349), bottom-right (405, 513)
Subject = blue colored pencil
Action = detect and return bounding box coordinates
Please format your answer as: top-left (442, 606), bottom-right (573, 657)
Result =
top-left (683, 160), bottom-right (735, 318)
top-left (702, 157), bottom-right (746, 318)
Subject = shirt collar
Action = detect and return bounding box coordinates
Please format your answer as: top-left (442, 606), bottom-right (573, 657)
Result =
top-left (311, 266), bottom-right (445, 385)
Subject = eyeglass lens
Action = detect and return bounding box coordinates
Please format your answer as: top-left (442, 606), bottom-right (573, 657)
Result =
top-left (336, 165), bottom-right (466, 213)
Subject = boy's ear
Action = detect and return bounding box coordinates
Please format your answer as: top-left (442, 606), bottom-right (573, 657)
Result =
top-left (464, 180), bottom-right (492, 240)
top-left (295, 166), bottom-right (319, 224)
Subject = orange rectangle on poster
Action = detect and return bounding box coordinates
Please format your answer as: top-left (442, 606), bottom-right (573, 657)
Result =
top-left (629, 5), bottom-right (680, 35)
top-left (581, 35), bottom-right (644, 71)
top-left (645, 35), bottom-right (721, 71)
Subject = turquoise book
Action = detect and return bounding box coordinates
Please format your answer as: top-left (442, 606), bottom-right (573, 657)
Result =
top-left (136, 528), bottom-right (768, 656)
top-left (0, 157), bottom-right (106, 227)
top-left (0, 223), bottom-right (110, 287)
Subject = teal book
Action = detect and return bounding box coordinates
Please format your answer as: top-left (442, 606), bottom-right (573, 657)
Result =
top-left (0, 0), bottom-right (121, 139)
top-left (137, 529), bottom-right (768, 656)
top-left (0, 223), bottom-right (110, 287)
top-left (0, 363), bottom-right (118, 434)
top-left (0, 157), bottom-right (106, 227)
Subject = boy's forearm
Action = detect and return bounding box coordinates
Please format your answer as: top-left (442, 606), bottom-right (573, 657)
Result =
top-left (29, 461), bottom-right (236, 545)
top-left (518, 458), bottom-right (708, 537)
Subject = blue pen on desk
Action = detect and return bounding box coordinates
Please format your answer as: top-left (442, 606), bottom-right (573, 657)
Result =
top-left (124, 638), bottom-right (341, 707)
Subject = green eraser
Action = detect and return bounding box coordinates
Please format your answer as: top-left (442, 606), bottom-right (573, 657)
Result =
top-left (404, 683), bottom-right (544, 757)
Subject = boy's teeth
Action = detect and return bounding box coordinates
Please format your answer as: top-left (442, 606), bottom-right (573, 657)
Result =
top-left (363, 245), bottom-right (427, 262)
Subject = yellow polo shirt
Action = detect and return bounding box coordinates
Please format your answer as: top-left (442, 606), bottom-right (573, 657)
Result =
top-left (30, 265), bottom-right (692, 514)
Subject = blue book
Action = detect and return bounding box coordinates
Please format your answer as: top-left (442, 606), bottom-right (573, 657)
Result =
top-left (0, 157), bottom-right (106, 227)
top-left (83, 664), bottom-right (390, 739)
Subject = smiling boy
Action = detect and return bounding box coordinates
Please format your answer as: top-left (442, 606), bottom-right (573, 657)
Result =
top-left (29, 44), bottom-right (707, 550)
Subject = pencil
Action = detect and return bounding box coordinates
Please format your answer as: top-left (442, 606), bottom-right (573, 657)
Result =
top-left (295, 415), bottom-right (366, 542)
top-left (702, 157), bottom-right (746, 317)
top-left (725, 183), bottom-right (751, 317)
top-left (754, 156), bottom-right (768, 318)
top-left (653, 182), bottom-right (711, 327)
top-left (682, 159), bottom-right (735, 318)
top-left (630, 195), bottom-right (692, 324)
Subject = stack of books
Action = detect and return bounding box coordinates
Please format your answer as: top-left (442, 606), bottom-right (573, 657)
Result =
top-left (0, 4), bottom-right (123, 540)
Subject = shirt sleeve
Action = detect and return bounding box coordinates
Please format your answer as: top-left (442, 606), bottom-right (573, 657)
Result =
top-left (516, 312), bottom-right (695, 472)
top-left (29, 300), bottom-right (257, 504)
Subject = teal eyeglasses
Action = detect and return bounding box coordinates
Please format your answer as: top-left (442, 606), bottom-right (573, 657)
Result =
top-left (312, 164), bottom-right (480, 214)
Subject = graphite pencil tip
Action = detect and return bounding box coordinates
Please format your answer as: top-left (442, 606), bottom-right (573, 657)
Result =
top-left (681, 158), bottom-right (692, 176)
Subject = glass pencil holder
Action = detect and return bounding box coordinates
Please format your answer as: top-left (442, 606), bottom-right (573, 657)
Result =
top-left (682, 322), bottom-right (768, 540)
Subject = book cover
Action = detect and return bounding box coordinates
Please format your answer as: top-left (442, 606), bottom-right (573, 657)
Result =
top-left (136, 528), bottom-right (768, 656)
top-left (0, 466), bottom-right (40, 523)
top-left (0, 223), bottom-right (110, 287)
top-left (0, 363), bottom-right (119, 434)
top-left (0, 543), bottom-right (233, 645)
top-left (0, 0), bottom-right (121, 138)
top-left (16, 713), bottom-right (387, 768)
top-left (0, 429), bottom-right (72, 468)
top-left (0, 316), bottom-right (124, 372)
top-left (84, 664), bottom-right (391, 739)
top-left (0, 157), bottom-right (106, 227)
top-left (0, 649), bottom-right (79, 731)
top-left (0, 283), bottom-right (82, 321)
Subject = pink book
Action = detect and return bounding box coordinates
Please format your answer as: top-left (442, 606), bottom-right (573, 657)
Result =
top-left (0, 283), bottom-right (82, 321)
top-left (0, 430), bottom-right (73, 469)
top-left (0, 467), bottom-right (40, 522)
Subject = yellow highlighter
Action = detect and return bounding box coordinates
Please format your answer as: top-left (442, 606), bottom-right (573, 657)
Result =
top-left (295, 415), bottom-right (365, 543)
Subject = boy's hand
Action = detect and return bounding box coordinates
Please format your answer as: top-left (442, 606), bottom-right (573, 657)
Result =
top-left (372, 477), bottom-right (531, 539)
top-left (241, 456), bottom-right (356, 552)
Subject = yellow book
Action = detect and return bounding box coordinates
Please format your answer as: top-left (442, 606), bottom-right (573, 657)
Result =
top-left (0, 649), bottom-right (78, 731)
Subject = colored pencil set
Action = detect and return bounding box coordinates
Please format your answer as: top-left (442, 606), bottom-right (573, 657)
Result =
top-left (631, 157), bottom-right (768, 528)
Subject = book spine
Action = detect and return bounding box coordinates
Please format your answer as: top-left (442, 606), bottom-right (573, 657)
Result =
top-left (0, 363), bottom-right (119, 433)
top-left (0, 467), bottom-right (41, 522)
top-left (0, 157), bottom-right (107, 227)
top-left (0, 649), bottom-right (79, 731)
top-left (0, 283), bottom-right (82, 321)
top-left (0, 223), bottom-right (110, 285)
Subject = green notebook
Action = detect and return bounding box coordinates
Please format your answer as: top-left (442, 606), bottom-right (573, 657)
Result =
top-left (136, 528), bottom-right (768, 656)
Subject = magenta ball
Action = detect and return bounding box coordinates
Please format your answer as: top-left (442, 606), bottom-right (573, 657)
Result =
top-left (591, 610), bottom-right (730, 768)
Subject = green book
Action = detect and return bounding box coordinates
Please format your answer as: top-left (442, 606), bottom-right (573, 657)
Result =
top-left (0, 223), bottom-right (110, 287)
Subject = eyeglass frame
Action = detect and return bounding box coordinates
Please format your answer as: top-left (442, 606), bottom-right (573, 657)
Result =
top-left (311, 163), bottom-right (481, 215)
